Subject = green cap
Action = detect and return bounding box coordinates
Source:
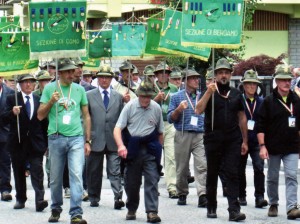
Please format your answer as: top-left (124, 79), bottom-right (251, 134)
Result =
top-left (132, 65), bottom-right (139, 74)
top-left (71, 57), bottom-right (85, 66)
top-left (135, 80), bottom-right (156, 96)
top-left (82, 70), bottom-right (93, 76)
top-left (154, 62), bottom-right (171, 74)
top-left (170, 66), bottom-right (182, 79)
top-left (96, 64), bottom-right (114, 77)
top-left (182, 68), bottom-right (200, 78)
top-left (58, 58), bottom-right (78, 71)
top-left (17, 74), bottom-right (36, 83)
top-left (241, 69), bottom-right (261, 83)
top-left (36, 70), bottom-right (52, 81)
top-left (215, 58), bottom-right (232, 72)
top-left (143, 65), bottom-right (155, 76)
top-left (119, 61), bottom-right (134, 71)
top-left (273, 64), bottom-right (293, 79)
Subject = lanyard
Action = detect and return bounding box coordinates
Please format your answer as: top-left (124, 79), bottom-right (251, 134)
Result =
top-left (215, 83), bottom-right (230, 98)
top-left (243, 94), bottom-right (256, 120)
top-left (58, 81), bottom-right (72, 110)
top-left (185, 91), bottom-right (198, 111)
top-left (277, 99), bottom-right (293, 116)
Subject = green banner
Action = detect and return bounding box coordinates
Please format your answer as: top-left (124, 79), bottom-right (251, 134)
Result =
top-left (144, 18), bottom-right (169, 56)
top-left (0, 16), bottom-right (20, 31)
top-left (0, 32), bottom-right (39, 76)
top-left (158, 10), bottom-right (211, 61)
top-left (81, 56), bottom-right (101, 71)
top-left (29, 1), bottom-right (87, 59)
top-left (88, 30), bottom-right (112, 59)
top-left (111, 24), bottom-right (146, 57)
top-left (181, 0), bottom-right (244, 48)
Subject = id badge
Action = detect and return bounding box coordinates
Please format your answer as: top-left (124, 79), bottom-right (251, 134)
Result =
top-left (247, 120), bottom-right (255, 130)
top-left (289, 116), bottom-right (296, 127)
top-left (190, 116), bottom-right (198, 126)
top-left (161, 104), bottom-right (168, 114)
top-left (63, 114), bottom-right (71, 125)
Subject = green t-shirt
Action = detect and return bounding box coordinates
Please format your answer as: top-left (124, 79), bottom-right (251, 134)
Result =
top-left (40, 82), bottom-right (88, 136)
top-left (153, 81), bottom-right (178, 121)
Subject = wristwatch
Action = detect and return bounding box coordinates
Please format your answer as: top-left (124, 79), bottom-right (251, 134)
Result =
top-left (85, 140), bottom-right (92, 145)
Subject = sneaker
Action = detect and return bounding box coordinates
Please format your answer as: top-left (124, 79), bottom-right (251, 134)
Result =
top-left (255, 198), bottom-right (268, 208)
top-left (48, 210), bottom-right (60, 223)
top-left (177, 195), bottom-right (186, 205)
top-left (1, 191), bottom-right (12, 201)
top-left (238, 197), bottom-right (247, 206)
top-left (126, 211), bottom-right (136, 220)
top-left (64, 188), bottom-right (71, 198)
top-left (287, 207), bottom-right (300, 220)
top-left (70, 215), bottom-right (87, 224)
top-left (268, 204), bottom-right (278, 217)
top-left (168, 190), bottom-right (179, 199)
top-left (198, 194), bottom-right (207, 208)
top-left (82, 190), bottom-right (89, 202)
top-left (147, 212), bottom-right (161, 223)
top-left (229, 210), bottom-right (246, 221)
top-left (114, 199), bottom-right (125, 210)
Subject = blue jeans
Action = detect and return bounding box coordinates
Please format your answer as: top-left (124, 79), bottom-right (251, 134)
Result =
top-left (48, 134), bottom-right (85, 218)
top-left (267, 153), bottom-right (298, 212)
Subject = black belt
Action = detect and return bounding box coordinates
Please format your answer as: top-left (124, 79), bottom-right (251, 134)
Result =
top-left (186, 130), bottom-right (203, 133)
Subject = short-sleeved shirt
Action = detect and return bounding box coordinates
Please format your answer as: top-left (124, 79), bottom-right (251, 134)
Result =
top-left (153, 81), bottom-right (178, 121)
top-left (40, 81), bottom-right (88, 136)
top-left (204, 87), bottom-right (244, 134)
top-left (115, 98), bottom-right (164, 137)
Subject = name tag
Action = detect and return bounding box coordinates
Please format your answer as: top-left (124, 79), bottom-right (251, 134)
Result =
top-left (63, 114), bottom-right (71, 125)
top-left (247, 120), bottom-right (255, 130)
top-left (190, 116), bottom-right (198, 126)
top-left (289, 116), bottom-right (296, 127)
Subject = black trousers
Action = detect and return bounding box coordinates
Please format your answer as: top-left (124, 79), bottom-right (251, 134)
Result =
top-left (11, 147), bottom-right (45, 204)
top-left (0, 142), bottom-right (12, 193)
top-left (205, 139), bottom-right (241, 212)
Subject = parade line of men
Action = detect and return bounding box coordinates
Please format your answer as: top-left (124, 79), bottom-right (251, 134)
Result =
top-left (1, 57), bottom-right (300, 224)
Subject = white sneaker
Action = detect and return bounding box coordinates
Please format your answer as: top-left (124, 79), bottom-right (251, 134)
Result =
top-left (82, 190), bottom-right (89, 201)
top-left (64, 188), bottom-right (71, 198)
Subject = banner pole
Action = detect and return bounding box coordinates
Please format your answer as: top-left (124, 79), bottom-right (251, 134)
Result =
top-left (182, 57), bottom-right (189, 136)
top-left (55, 57), bottom-right (58, 134)
top-left (211, 48), bottom-right (215, 131)
top-left (14, 75), bottom-right (21, 143)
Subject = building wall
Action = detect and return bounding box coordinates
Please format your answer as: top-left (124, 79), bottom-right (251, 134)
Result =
top-left (289, 19), bottom-right (300, 66)
top-left (243, 31), bottom-right (288, 60)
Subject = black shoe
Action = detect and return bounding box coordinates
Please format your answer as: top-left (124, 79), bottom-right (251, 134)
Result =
top-left (126, 211), bottom-right (136, 220)
top-left (70, 215), bottom-right (87, 224)
top-left (147, 212), bottom-right (161, 223)
top-left (90, 201), bottom-right (99, 207)
top-left (238, 197), bottom-right (247, 206)
top-left (177, 195), bottom-right (186, 205)
top-left (114, 199), bottom-right (125, 210)
top-left (268, 204), bottom-right (278, 217)
top-left (255, 198), bottom-right (268, 208)
top-left (168, 191), bottom-right (179, 199)
top-left (1, 191), bottom-right (12, 201)
top-left (207, 207), bottom-right (217, 218)
top-left (187, 176), bottom-right (195, 184)
top-left (229, 210), bottom-right (246, 221)
top-left (13, 201), bottom-right (25, 209)
top-left (48, 210), bottom-right (60, 222)
top-left (198, 194), bottom-right (207, 208)
top-left (36, 200), bottom-right (48, 212)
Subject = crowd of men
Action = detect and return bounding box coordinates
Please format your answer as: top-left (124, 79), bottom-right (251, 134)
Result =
top-left (0, 57), bottom-right (300, 224)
